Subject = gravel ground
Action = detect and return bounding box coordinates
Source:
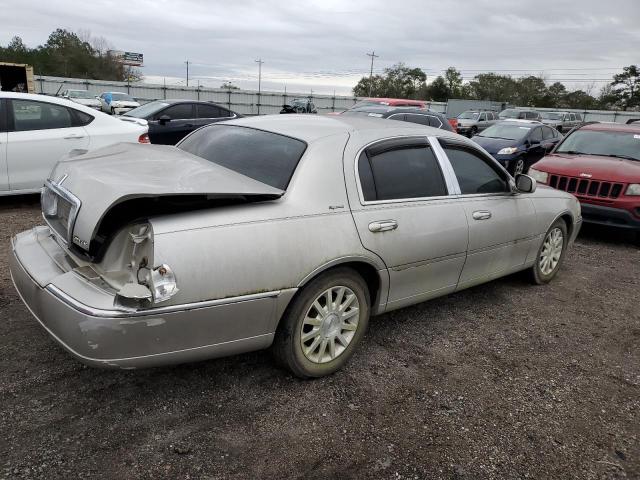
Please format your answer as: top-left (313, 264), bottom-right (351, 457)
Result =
top-left (0, 195), bottom-right (638, 480)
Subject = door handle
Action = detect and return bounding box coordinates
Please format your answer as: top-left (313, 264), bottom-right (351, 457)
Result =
top-left (472, 210), bottom-right (492, 220)
top-left (368, 220), bottom-right (398, 232)
top-left (64, 134), bottom-right (85, 140)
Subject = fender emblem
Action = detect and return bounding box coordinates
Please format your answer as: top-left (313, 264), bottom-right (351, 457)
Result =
top-left (579, 173), bottom-right (592, 178)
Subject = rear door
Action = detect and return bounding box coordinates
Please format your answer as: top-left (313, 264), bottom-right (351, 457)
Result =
top-left (0, 99), bottom-right (8, 192)
top-left (437, 139), bottom-right (538, 289)
top-left (6, 98), bottom-right (89, 192)
top-left (196, 103), bottom-right (235, 129)
top-left (349, 137), bottom-right (468, 310)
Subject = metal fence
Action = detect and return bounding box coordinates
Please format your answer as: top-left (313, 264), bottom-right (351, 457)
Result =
top-left (33, 75), bottom-right (637, 123)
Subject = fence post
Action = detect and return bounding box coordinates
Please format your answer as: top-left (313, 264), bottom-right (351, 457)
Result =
top-left (613, 110), bottom-right (618, 123)
top-left (331, 93), bottom-right (335, 112)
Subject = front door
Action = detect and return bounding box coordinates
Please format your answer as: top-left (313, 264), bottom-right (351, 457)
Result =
top-left (149, 103), bottom-right (196, 145)
top-left (437, 140), bottom-right (538, 290)
top-left (7, 98), bottom-right (89, 192)
top-left (348, 137), bottom-right (469, 311)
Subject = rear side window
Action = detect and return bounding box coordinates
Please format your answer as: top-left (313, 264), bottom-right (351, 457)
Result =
top-left (11, 99), bottom-right (74, 131)
top-left (178, 125), bottom-right (307, 190)
top-left (198, 104), bottom-right (229, 118)
top-left (575, 113), bottom-right (582, 121)
top-left (569, 113), bottom-right (576, 121)
top-left (441, 142), bottom-right (509, 194)
top-left (358, 143), bottom-right (447, 201)
top-left (403, 113), bottom-right (430, 126)
top-left (530, 128), bottom-right (543, 142)
top-left (427, 115), bottom-right (443, 128)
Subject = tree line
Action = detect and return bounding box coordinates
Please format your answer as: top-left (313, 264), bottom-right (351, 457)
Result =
top-left (353, 64), bottom-right (640, 111)
top-left (0, 29), bottom-right (139, 81)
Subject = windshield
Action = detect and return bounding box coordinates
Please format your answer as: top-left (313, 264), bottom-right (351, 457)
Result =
top-left (124, 101), bottom-right (169, 118)
top-left (498, 109), bottom-right (521, 118)
top-left (556, 130), bottom-right (640, 161)
top-left (178, 125), bottom-right (308, 190)
top-left (542, 112), bottom-right (562, 120)
top-left (478, 124), bottom-right (531, 140)
top-left (111, 93), bottom-right (135, 101)
top-left (458, 112), bottom-right (480, 119)
top-left (68, 90), bottom-right (94, 99)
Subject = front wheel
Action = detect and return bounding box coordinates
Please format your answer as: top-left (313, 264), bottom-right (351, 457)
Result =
top-left (110, 107), bottom-right (116, 115)
top-left (510, 157), bottom-right (526, 176)
top-left (530, 219), bottom-right (568, 284)
top-left (469, 126), bottom-right (478, 137)
top-left (272, 268), bottom-right (370, 378)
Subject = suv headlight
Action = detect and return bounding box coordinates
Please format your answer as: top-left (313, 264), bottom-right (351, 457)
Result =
top-left (497, 146), bottom-right (518, 155)
top-left (528, 168), bottom-right (549, 184)
top-left (626, 184), bottom-right (640, 196)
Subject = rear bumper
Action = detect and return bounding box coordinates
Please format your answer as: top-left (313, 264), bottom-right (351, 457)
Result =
top-left (580, 203), bottom-right (640, 231)
top-left (10, 227), bottom-right (295, 369)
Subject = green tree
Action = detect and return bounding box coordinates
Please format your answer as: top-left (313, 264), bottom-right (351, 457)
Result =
top-left (426, 76), bottom-right (449, 102)
top-left (221, 82), bottom-right (240, 89)
top-left (353, 63), bottom-right (427, 99)
top-left (444, 67), bottom-right (463, 97)
top-left (609, 65), bottom-right (640, 110)
top-left (515, 76), bottom-right (548, 106)
top-left (468, 73), bottom-right (518, 101)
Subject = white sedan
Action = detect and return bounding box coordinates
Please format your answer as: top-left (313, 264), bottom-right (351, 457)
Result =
top-left (98, 92), bottom-right (140, 115)
top-left (0, 92), bottom-right (149, 196)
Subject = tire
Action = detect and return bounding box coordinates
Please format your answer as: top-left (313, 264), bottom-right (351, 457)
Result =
top-left (470, 126), bottom-right (478, 137)
top-left (530, 219), bottom-right (568, 284)
top-left (510, 157), bottom-right (526, 176)
top-left (110, 107), bottom-right (116, 115)
top-left (556, 126), bottom-right (563, 134)
top-left (272, 268), bottom-right (370, 378)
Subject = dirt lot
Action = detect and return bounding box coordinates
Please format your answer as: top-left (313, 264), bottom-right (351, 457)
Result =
top-left (0, 195), bottom-right (638, 480)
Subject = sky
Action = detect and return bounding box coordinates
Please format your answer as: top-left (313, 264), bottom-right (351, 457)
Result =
top-left (1, 0), bottom-right (639, 95)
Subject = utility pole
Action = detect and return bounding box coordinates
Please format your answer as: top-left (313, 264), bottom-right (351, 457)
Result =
top-left (366, 51), bottom-right (379, 97)
top-left (184, 60), bottom-right (190, 86)
top-left (255, 58), bottom-right (264, 114)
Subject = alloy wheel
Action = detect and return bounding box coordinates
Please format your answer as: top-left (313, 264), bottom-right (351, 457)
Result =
top-left (300, 286), bottom-right (359, 364)
top-left (539, 227), bottom-right (564, 275)
top-left (513, 159), bottom-right (525, 175)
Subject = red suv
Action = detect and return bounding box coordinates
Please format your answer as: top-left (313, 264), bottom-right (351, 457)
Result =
top-left (528, 123), bottom-right (640, 236)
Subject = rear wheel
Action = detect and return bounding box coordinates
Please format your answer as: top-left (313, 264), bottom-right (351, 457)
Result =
top-left (470, 126), bottom-right (478, 137)
top-left (530, 219), bottom-right (568, 284)
top-left (110, 106), bottom-right (116, 115)
top-left (272, 268), bottom-right (370, 378)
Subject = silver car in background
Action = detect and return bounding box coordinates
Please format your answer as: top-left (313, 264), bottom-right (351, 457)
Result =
top-left (456, 110), bottom-right (499, 137)
top-left (10, 115), bottom-right (582, 378)
top-left (541, 111), bottom-right (583, 134)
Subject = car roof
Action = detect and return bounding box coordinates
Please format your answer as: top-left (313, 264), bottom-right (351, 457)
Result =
top-left (581, 122), bottom-right (640, 133)
top-left (362, 97), bottom-right (426, 105)
top-left (345, 106), bottom-right (442, 115)
top-left (227, 113), bottom-right (454, 142)
top-left (0, 91), bottom-right (90, 105)
top-left (499, 119), bottom-right (542, 125)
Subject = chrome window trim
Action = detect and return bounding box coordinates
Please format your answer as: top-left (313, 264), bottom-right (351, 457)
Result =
top-left (435, 138), bottom-right (518, 197)
top-left (353, 134), bottom-right (459, 206)
top-left (42, 177), bottom-right (82, 246)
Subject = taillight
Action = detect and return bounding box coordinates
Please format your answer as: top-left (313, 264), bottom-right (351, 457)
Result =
top-left (448, 119), bottom-right (458, 129)
top-left (138, 133), bottom-right (150, 144)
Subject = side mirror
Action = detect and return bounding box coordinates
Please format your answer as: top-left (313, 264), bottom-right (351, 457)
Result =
top-left (158, 115), bottom-right (171, 124)
top-left (515, 174), bottom-right (536, 193)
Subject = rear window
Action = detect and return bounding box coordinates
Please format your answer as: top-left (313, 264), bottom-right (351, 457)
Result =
top-left (177, 125), bottom-right (307, 190)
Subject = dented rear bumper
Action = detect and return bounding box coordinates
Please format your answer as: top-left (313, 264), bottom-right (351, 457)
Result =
top-left (10, 227), bottom-right (294, 369)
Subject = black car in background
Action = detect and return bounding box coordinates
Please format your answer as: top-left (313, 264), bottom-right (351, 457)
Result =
top-left (471, 120), bottom-right (563, 175)
top-left (341, 106), bottom-right (454, 132)
top-left (124, 100), bottom-right (241, 144)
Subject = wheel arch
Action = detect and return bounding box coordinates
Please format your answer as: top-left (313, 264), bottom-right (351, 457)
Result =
top-left (295, 256), bottom-right (388, 314)
top-left (550, 210), bottom-right (575, 239)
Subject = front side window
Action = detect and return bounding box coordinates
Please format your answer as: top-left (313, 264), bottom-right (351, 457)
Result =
top-left (160, 103), bottom-right (195, 120)
top-left (575, 113), bottom-right (582, 121)
top-left (478, 113), bottom-right (486, 121)
top-left (358, 142), bottom-right (447, 202)
top-left (12, 99), bottom-right (74, 131)
top-left (530, 128), bottom-right (543, 142)
top-left (569, 113), bottom-right (576, 121)
top-left (178, 125), bottom-right (307, 190)
top-left (441, 142), bottom-right (509, 194)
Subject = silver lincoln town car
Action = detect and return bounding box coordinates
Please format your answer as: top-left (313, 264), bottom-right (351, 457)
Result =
top-left (10, 115), bottom-right (581, 378)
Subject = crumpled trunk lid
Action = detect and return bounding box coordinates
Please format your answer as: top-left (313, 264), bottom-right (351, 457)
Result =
top-left (47, 143), bottom-right (284, 254)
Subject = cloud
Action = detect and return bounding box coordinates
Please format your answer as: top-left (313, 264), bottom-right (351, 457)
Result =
top-left (1, 0), bottom-right (639, 94)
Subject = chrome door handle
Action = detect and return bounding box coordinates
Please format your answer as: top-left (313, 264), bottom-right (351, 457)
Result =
top-left (472, 210), bottom-right (492, 220)
top-left (368, 220), bottom-right (398, 232)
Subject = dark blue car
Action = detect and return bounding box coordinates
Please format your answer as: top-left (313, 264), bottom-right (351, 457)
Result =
top-left (471, 120), bottom-right (563, 175)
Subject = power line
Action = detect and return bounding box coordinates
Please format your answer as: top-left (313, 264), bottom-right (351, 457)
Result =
top-left (366, 51), bottom-right (379, 96)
